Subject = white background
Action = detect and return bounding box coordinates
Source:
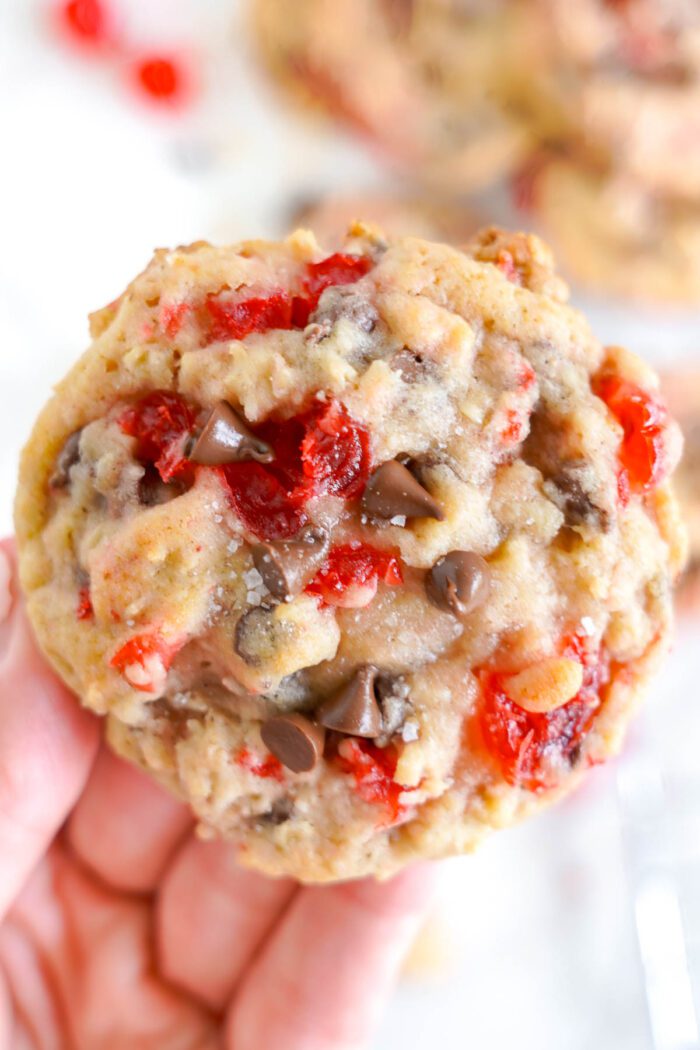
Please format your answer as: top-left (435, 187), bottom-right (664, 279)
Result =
top-left (1, 3), bottom-right (699, 1048)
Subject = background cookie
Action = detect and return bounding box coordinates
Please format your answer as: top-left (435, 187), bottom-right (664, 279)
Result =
top-left (291, 189), bottom-right (476, 247)
top-left (16, 224), bottom-right (685, 882)
top-left (660, 367), bottom-right (700, 615)
top-left (527, 157), bottom-right (700, 303)
top-left (252, 0), bottom-right (530, 191)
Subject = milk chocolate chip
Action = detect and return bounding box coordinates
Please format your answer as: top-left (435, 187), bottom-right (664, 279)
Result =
top-left (426, 551), bottom-right (491, 616)
top-left (252, 526), bottom-right (330, 601)
top-left (188, 401), bottom-right (274, 465)
top-left (261, 713), bottom-right (326, 773)
top-left (317, 665), bottom-right (383, 738)
top-left (50, 430), bottom-right (82, 488)
top-left (362, 460), bottom-right (444, 521)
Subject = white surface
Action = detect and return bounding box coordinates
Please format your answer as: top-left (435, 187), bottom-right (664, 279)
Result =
top-left (1, 4), bottom-right (699, 1049)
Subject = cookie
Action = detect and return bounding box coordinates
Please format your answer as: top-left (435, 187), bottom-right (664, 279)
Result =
top-left (291, 190), bottom-right (476, 247)
top-left (528, 0), bottom-right (700, 201)
top-left (15, 224), bottom-right (686, 882)
top-left (660, 368), bottom-right (700, 615)
top-left (252, 0), bottom-right (530, 191)
top-left (528, 158), bottom-right (700, 303)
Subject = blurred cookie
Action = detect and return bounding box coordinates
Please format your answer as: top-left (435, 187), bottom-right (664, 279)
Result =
top-left (253, 0), bottom-right (530, 191)
top-left (528, 157), bottom-right (700, 303)
top-left (528, 0), bottom-right (700, 201)
top-left (661, 368), bottom-right (700, 615)
top-left (292, 190), bottom-right (476, 246)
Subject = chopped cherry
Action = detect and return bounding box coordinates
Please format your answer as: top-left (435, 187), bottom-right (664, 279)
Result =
top-left (235, 747), bottom-right (285, 782)
top-left (479, 635), bottom-right (610, 792)
top-left (496, 250), bottom-right (520, 285)
top-left (76, 585), bottom-right (94, 621)
top-left (201, 255), bottom-right (371, 344)
top-left (221, 400), bottom-right (371, 541)
top-left (222, 461), bottom-right (308, 541)
top-left (335, 739), bottom-right (406, 824)
top-left (306, 543), bottom-right (402, 608)
top-left (110, 632), bottom-right (175, 693)
top-left (119, 391), bottom-right (196, 483)
top-left (595, 376), bottom-right (670, 493)
top-left (500, 408), bottom-right (525, 445)
top-left (159, 301), bottom-right (191, 338)
top-left (300, 399), bottom-right (371, 499)
top-left (301, 253), bottom-right (372, 315)
top-left (202, 291), bottom-right (294, 345)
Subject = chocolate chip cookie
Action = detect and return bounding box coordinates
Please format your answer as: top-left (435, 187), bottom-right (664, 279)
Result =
top-left (253, 0), bottom-right (530, 191)
top-left (527, 158), bottom-right (700, 303)
top-left (661, 367), bottom-right (700, 615)
top-left (15, 224), bottom-right (686, 882)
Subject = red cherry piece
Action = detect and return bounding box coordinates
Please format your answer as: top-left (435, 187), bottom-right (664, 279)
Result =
top-left (302, 252), bottom-right (372, 313)
top-left (110, 633), bottom-right (175, 693)
top-left (496, 250), bottom-right (520, 285)
top-left (500, 408), bottom-right (525, 445)
top-left (222, 461), bottom-right (308, 541)
top-left (203, 291), bottom-right (294, 345)
top-left (135, 55), bottom-right (187, 105)
top-left (60, 0), bottom-right (108, 44)
top-left (479, 636), bottom-right (610, 792)
top-left (235, 747), bottom-right (285, 782)
top-left (119, 391), bottom-right (196, 483)
top-left (306, 544), bottom-right (403, 605)
top-left (595, 376), bottom-right (670, 493)
top-left (159, 302), bottom-right (191, 339)
top-left (335, 739), bottom-right (405, 824)
top-left (76, 585), bottom-right (94, 621)
top-left (221, 400), bottom-right (370, 540)
top-left (300, 400), bottom-right (371, 499)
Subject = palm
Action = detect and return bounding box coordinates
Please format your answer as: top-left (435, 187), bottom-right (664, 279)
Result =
top-left (0, 540), bottom-right (434, 1050)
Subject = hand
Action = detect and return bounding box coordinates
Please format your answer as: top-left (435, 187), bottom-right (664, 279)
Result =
top-left (0, 539), bottom-right (436, 1049)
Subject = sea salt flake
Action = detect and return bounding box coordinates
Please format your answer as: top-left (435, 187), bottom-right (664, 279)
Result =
top-left (401, 719), bottom-right (420, 743)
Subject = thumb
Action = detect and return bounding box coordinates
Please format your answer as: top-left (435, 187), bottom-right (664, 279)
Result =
top-left (0, 539), bottom-right (98, 920)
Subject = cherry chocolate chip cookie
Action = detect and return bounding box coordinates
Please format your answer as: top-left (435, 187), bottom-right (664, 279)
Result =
top-left (15, 223), bottom-right (686, 882)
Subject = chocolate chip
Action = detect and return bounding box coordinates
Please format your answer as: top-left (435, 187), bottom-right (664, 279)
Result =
top-left (258, 798), bottom-right (295, 826)
top-left (317, 665), bottom-right (383, 738)
top-left (546, 467), bottom-right (610, 531)
top-left (234, 606), bottom-right (274, 665)
top-left (188, 401), bottom-right (274, 466)
top-left (49, 430), bottom-right (82, 488)
top-left (391, 350), bottom-right (431, 382)
top-left (261, 713), bottom-right (326, 773)
top-left (138, 465), bottom-right (186, 506)
top-left (425, 551), bottom-right (491, 616)
top-left (310, 286), bottom-right (378, 334)
top-left (252, 525), bottom-right (330, 601)
top-left (362, 460), bottom-right (445, 522)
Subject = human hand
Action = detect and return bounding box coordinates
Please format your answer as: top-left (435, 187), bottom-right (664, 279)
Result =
top-left (0, 539), bottom-right (437, 1049)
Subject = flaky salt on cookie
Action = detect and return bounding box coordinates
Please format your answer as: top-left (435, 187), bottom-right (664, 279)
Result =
top-left (15, 223), bottom-right (686, 882)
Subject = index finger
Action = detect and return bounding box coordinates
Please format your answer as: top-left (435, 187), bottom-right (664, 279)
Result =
top-left (226, 863), bottom-right (439, 1050)
top-left (0, 539), bottom-right (98, 920)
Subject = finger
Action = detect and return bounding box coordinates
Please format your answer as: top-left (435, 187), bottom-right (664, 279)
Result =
top-left (226, 863), bottom-right (439, 1050)
top-left (0, 966), bottom-right (11, 1049)
top-left (67, 745), bottom-right (193, 895)
top-left (2, 844), bottom-right (219, 1048)
top-left (157, 838), bottom-right (297, 1011)
top-left (0, 539), bottom-right (99, 922)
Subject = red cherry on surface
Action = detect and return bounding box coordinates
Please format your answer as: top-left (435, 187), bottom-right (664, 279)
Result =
top-left (60, 0), bottom-right (108, 45)
top-left (133, 55), bottom-right (189, 106)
